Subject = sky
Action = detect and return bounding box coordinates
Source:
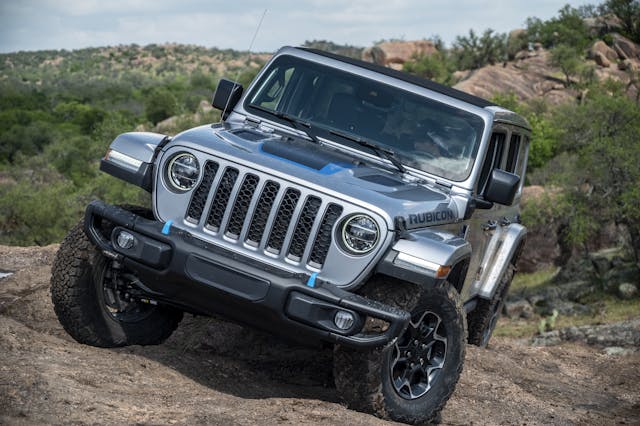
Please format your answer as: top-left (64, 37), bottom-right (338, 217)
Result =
top-left (0, 0), bottom-right (596, 54)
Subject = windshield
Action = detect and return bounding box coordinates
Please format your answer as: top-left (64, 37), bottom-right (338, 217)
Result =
top-left (244, 54), bottom-right (486, 181)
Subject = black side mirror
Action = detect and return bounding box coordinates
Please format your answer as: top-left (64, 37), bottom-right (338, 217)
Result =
top-left (484, 168), bottom-right (520, 206)
top-left (212, 79), bottom-right (244, 120)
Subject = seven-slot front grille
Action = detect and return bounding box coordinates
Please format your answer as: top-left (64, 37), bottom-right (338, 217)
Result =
top-left (184, 160), bottom-right (344, 268)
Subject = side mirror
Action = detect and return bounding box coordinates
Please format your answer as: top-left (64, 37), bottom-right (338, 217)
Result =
top-left (212, 79), bottom-right (244, 120)
top-left (484, 168), bottom-right (520, 206)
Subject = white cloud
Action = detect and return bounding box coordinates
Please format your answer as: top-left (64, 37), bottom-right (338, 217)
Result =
top-left (0, 0), bottom-right (597, 53)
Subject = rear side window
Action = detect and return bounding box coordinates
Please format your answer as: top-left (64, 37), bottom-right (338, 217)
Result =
top-left (505, 134), bottom-right (521, 173)
top-left (478, 132), bottom-right (505, 192)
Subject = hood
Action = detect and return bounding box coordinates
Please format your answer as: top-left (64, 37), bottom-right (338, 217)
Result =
top-left (167, 123), bottom-right (461, 230)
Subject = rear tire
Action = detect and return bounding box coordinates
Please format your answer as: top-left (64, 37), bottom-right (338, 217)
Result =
top-left (50, 212), bottom-right (182, 348)
top-left (333, 276), bottom-right (466, 424)
top-left (467, 264), bottom-right (515, 347)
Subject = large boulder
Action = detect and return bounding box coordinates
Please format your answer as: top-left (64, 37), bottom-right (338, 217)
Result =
top-left (453, 49), bottom-right (576, 105)
top-left (618, 59), bottom-right (639, 71)
top-left (583, 14), bottom-right (623, 37)
top-left (594, 52), bottom-right (611, 67)
top-left (516, 186), bottom-right (562, 272)
top-left (612, 33), bottom-right (640, 60)
top-left (590, 40), bottom-right (619, 62)
top-left (362, 40), bottom-right (438, 68)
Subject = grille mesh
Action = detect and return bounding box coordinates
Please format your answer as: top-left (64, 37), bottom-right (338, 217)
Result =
top-left (288, 196), bottom-right (322, 260)
top-left (205, 168), bottom-right (239, 231)
top-left (225, 173), bottom-right (259, 238)
top-left (186, 161), bottom-right (219, 222)
top-left (309, 203), bottom-right (344, 267)
top-left (246, 181), bottom-right (280, 245)
top-left (266, 188), bottom-right (301, 253)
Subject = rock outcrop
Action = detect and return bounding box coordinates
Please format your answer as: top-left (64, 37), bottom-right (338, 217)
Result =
top-left (453, 49), bottom-right (576, 105)
top-left (612, 33), bottom-right (640, 60)
top-left (453, 41), bottom-right (639, 104)
top-left (362, 40), bottom-right (437, 69)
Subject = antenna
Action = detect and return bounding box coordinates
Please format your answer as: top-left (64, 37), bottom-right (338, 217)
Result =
top-left (220, 9), bottom-right (268, 122)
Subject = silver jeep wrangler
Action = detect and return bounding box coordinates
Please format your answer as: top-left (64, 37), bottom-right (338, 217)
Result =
top-left (51, 46), bottom-right (529, 424)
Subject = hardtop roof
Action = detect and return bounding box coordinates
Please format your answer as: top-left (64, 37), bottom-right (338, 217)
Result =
top-left (297, 47), bottom-right (497, 109)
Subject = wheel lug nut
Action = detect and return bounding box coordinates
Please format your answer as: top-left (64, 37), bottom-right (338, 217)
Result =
top-left (407, 351), bottom-right (412, 357)
top-left (414, 339), bottom-right (419, 345)
top-left (420, 358), bottom-right (424, 364)
top-left (421, 344), bottom-right (427, 349)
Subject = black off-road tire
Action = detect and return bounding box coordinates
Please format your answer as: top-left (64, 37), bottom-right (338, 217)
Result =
top-left (50, 209), bottom-right (183, 348)
top-left (467, 264), bottom-right (515, 347)
top-left (333, 276), bottom-right (467, 424)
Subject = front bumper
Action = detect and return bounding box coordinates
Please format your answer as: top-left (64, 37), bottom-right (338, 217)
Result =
top-left (84, 201), bottom-right (410, 348)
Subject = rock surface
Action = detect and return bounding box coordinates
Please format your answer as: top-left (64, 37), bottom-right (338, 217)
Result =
top-left (618, 282), bottom-right (639, 300)
top-left (453, 43), bottom-right (639, 103)
top-left (533, 319), bottom-right (640, 348)
top-left (590, 40), bottom-right (619, 63)
top-left (362, 40), bottom-right (437, 68)
top-left (612, 33), bottom-right (640, 60)
top-left (1, 244), bottom-right (639, 425)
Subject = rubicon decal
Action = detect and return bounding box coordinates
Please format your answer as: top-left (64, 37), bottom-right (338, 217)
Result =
top-left (407, 209), bottom-right (456, 226)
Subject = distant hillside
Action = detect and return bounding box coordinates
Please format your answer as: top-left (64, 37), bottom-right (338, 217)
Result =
top-left (1, 44), bottom-right (269, 83)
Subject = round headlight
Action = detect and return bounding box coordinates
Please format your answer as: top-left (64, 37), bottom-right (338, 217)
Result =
top-left (167, 153), bottom-right (199, 191)
top-left (340, 214), bottom-right (379, 255)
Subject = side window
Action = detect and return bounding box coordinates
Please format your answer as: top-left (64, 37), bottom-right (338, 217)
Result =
top-left (478, 132), bottom-right (505, 193)
top-left (515, 136), bottom-right (529, 177)
top-left (505, 134), bottom-right (521, 173)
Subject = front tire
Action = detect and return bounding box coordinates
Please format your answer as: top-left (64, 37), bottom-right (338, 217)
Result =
top-left (50, 215), bottom-right (183, 348)
top-left (333, 276), bottom-right (466, 424)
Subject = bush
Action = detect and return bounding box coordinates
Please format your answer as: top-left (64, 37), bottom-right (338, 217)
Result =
top-left (599, 0), bottom-right (640, 43)
top-left (402, 52), bottom-right (452, 84)
top-left (548, 83), bottom-right (640, 258)
top-left (451, 29), bottom-right (507, 70)
top-left (526, 5), bottom-right (593, 50)
top-left (144, 88), bottom-right (178, 124)
top-left (491, 93), bottom-right (559, 170)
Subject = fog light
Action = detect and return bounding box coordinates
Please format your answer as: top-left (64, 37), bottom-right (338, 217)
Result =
top-left (334, 310), bottom-right (355, 330)
top-left (116, 231), bottom-right (136, 249)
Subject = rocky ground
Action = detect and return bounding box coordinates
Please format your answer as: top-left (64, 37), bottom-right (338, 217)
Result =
top-left (1, 244), bottom-right (639, 425)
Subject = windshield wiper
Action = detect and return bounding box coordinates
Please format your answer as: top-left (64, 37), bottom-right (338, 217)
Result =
top-left (247, 104), bottom-right (320, 144)
top-left (330, 129), bottom-right (406, 173)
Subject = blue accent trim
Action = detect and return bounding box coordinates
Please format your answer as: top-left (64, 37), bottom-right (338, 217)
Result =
top-left (259, 143), bottom-right (350, 175)
top-left (161, 220), bottom-right (173, 235)
top-left (306, 272), bottom-right (318, 288)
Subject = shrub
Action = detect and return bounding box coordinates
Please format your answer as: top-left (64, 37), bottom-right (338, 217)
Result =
top-left (526, 5), bottom-right (593, 50)
top-left (144, 88), bottom-right (178, 124)
top-left (402, 52), bottom-right (452, 84)
top-left (451, 29), bottom-right (507, 70)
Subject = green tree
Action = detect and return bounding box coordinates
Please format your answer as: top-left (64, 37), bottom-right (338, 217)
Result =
top-left (550, 44), bottom-right (588, 86)
top-left (451, 29), bottom-right (506, 70)
top-left (491, 93), bottom-right (559, 170)
top-left (599, 0), bottom-right (640, 43)
top-left (550, 84), bottom-right (640, 260)
top-left (526, 4), bottom-right (593, 50)
top-left (144, 88), bottom-right (178, 124)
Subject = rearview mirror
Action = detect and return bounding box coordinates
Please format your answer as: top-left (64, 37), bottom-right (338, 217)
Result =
top-left (484, 169), bottom-right (520, 206)
top-left (212, 79), bottom-right (244, 120)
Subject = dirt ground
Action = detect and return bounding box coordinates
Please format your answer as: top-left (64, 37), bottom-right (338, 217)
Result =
top-left (1, 244), bottom-right (639, 425)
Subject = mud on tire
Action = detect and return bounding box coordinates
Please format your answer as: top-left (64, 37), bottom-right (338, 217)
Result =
top-left (50, 209), bottom-right (183, 348)
top-left (333, 276), bottom-right (467, 424)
